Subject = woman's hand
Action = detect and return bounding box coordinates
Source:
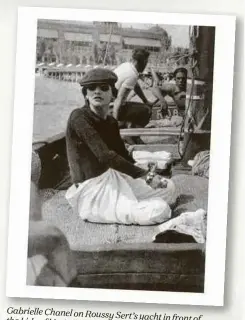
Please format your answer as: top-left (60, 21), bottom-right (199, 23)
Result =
top-left (148, 174), bottom-right (168, 189)
top-left (139, 172), bottom-right (168, 189)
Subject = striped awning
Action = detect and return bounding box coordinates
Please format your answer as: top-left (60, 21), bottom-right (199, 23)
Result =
top-left (124, 37), bottom-right (161, 48)
top-left (64, 32), bottom-right (93, 42)
top-left (100, 34), bottom-right (121, 43)
top-left (37, 29), bottom-right (58, 38)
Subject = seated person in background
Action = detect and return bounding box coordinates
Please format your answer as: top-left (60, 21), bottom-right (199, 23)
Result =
top-left (113, 48), bottom-right (154, 129)
top-left (65, 68), bottom-right (176, 226)
top-left (151, 67), bottom-right (187, 118)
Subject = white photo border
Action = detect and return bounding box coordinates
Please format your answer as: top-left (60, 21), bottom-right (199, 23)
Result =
top-left (6, 6), bottom-right (236, 306)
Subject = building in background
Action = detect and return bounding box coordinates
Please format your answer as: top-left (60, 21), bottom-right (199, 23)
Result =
top-left (36, 20), bottom-right (188, 71)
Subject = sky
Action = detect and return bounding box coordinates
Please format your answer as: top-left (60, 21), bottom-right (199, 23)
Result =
top-left (121, 23), bottom-right (189, 48)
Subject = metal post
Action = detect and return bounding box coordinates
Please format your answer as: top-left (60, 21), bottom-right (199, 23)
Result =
top-left (181, 26), bottom-right (215, 164)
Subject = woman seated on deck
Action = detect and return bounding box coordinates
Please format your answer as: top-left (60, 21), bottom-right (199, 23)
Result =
top-left (65, 68), bottom-right (177, 226)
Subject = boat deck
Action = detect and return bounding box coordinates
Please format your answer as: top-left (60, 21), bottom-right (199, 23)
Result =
top-left (41, 174), bottom-right (208, 250)
top-left (40, 173), bottom-right (208, 292)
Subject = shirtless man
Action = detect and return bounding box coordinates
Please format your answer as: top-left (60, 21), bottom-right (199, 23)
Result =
top-left (151, 67), bottom-right (188, 118)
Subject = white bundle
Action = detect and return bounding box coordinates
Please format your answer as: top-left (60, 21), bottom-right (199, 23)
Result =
top-left (132, 150), bottom-right (173, 170)
top-left (154, 209), bottom-right (207, 243)
top-left (65, 168), bottom-right (173, 225)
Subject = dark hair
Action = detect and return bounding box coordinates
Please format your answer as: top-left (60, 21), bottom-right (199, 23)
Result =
top-left (173, 67), bottom-right (188, 78)
top-left (132, 48), bottom-right (150, 63)
top-left (82, 84), bottom-right (118, 98)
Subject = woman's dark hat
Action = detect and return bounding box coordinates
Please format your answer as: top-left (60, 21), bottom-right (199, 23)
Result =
top-left (79, 68), bottom-right (118, 87)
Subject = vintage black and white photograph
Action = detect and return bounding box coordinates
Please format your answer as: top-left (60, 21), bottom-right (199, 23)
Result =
top-left (6, 8), bottom-right (235, 306)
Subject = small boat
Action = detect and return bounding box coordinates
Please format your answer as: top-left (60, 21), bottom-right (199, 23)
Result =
top-left (32, 123), bottom-right (208, 292)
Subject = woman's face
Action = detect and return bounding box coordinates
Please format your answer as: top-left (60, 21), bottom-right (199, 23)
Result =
top-left (86, 83), bottom-right (113, 109)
